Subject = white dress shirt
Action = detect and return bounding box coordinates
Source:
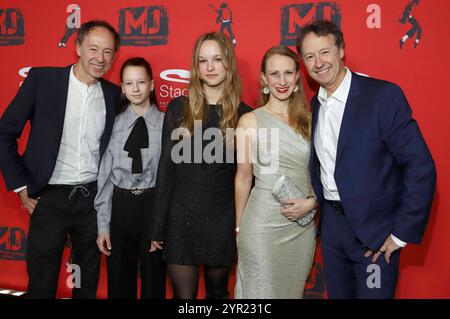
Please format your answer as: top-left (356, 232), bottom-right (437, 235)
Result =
top-left (314, 68), bottom-right (352, 201)
top-left (314, 68), bottom-right (406, 248)
top-left (48, 65), bottom-right (106, 185)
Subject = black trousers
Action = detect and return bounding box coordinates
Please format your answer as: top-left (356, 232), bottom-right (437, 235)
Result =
top-left (26, 182), bottom-right (100, 298)
top-left (107, 187), bottom-right (166, 299)
top-left (321, 200), bottom-right (400, 298)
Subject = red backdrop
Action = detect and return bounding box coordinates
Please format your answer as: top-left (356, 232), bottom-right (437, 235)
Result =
top-left (0, 0), bottom-right (448, 298)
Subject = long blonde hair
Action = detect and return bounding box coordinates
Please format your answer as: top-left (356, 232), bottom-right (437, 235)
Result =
top-left (260, 46), bottom-right (311, 139)
top-left (181, 32), bottom-right (242, 136)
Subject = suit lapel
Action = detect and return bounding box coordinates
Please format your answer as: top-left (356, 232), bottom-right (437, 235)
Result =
top-left (311, 96), bottom-right (320, 164)
top-left (311, 96), bottom-right (320, 142)
top-left (335, 73), bottom-right (361, 167)
top-left (54, 66), bottom-right (72, 143)
top-left (310, 96), bottom-right (323, 198)
top-left (100, 79), bottom-right (116, 157)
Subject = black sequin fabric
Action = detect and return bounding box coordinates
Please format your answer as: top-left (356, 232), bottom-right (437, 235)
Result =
top-left (150, 96), bottom-right (252, 266)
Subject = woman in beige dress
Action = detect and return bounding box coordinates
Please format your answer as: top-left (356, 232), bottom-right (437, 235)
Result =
top-left (234, 46), bottom-right (316, 298)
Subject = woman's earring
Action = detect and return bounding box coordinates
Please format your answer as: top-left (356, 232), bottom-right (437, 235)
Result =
top-left (294, 85), bottom-right (299, 92)
top-left (263, 87), bottom-right (270, 95)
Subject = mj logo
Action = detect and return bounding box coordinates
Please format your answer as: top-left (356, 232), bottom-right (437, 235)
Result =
top-left (0, 226), bottom-right (27, 260)
top-left (119, 6), bottom-right (169, 46)
top-left (0, 8), bottom-right (25, 46)
top-left (280, 2), bottom-right (341, 46)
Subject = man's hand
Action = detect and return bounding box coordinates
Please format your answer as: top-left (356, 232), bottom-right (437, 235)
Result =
top-left (18, 188), bottom-right (39, 215)
top-left (280, 198), bottom-right (315, 221)
top-left (97, 234), bottom-right (112, 256)
top-left (149, 240), bottom-right (164, 252)
top-left (364, 235), bottom-right (402, 264)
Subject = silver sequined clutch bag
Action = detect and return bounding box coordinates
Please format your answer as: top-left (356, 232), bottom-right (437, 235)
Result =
top-left (272, 175), bottom-right (315, 226)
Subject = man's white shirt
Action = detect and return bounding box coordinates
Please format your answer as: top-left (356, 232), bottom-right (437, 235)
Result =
top-left (15, 65), bottom-right (106, 191)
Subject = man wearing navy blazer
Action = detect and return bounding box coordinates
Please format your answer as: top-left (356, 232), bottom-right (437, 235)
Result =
top-left (296, 20), bottom-right (436, 298)
top-left (0, 20), bottom-right (121, 298)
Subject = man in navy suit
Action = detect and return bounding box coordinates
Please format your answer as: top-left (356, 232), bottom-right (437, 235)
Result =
top-left (0, 20), bottom-right (121, 298)
top-left (296, 20), bottom-right (436, 298)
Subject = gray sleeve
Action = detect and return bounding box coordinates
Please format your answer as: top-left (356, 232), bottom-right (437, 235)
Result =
top-left (94, 143), bottom-right (115, 235)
